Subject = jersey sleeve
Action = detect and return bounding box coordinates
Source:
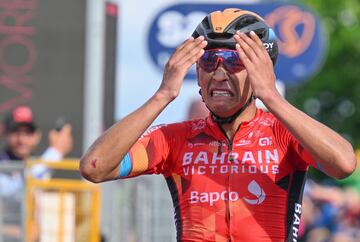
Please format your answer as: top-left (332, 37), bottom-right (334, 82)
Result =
top-left (118, 124), bottom-right (173, 179)
top-left (273, 119), bottom-right (316, 170)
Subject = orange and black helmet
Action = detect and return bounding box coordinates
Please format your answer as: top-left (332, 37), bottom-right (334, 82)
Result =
top-left (192, 8), bottom-right (279, 65)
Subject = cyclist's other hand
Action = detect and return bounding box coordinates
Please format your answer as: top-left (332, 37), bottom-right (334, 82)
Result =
top-left (235, 31), bottom-right (277, 101)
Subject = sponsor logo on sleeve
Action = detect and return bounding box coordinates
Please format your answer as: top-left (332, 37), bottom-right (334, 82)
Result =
top-left (259, 137), bottom-right (272, 147)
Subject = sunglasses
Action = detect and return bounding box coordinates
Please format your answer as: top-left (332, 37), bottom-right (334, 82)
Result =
top-left (198, 49), bottom-right (245, 74)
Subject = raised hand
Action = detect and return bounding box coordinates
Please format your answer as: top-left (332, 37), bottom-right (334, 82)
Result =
top-left (158, 36), bottom-right (207, 101)
top-left (48, 124), bottom-right (73, 156)
top-left (234, 31), bottom-right (278, 101)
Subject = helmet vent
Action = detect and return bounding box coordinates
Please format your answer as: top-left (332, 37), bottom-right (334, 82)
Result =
top-left (254, 28), bottom-right (266, 39)
top-left (235, 16), bottom-right (258, 30)
top-left (202, 16), bottom-right (211, 30)
top-left (207, 32), bottom-right (233, 40)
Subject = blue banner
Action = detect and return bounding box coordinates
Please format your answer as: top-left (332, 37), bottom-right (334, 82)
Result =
top-left (147, 2), bottom-right (327, 85)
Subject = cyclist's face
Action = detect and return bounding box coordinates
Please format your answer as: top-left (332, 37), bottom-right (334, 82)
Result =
top-left (197, 61), bottom-right (252, 117)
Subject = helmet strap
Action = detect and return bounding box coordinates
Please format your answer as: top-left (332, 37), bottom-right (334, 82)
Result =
top-left (210, 94), bottom-right (255, 124)
top-left (198, 89), bottom-right (204, 102)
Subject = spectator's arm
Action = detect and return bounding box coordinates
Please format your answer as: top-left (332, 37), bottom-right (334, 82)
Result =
top-left (33, 124), bottom-right (73, 178)
top-left (46, 124), bottom-right (73, 159)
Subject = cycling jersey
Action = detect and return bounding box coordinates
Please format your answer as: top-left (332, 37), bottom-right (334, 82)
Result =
top-left (119, 108), bottom-right (315, 242)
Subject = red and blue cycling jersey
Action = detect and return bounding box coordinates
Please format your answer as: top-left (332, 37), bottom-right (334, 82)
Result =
top-left (119, 108), bottom-right (315, 242)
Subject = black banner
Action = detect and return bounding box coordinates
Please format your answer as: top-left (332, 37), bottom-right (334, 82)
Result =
top-left (103, 2), bottom-right (118, 129)
top-left (0, 0), bottom-right (86, 156)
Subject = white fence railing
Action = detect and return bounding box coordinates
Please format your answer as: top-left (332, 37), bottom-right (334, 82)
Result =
top-left (101, 175), bottom-right (177, 242)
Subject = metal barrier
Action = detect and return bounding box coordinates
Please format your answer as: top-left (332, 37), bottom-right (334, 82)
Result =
top-left (1, 150), bottom-right (357, 241)
top-left (25, 160), bottom-right (101, 242)
top-left (101, 175), bottom-right (176, 242)
top-left (0, 159), bottom-right (174, 242)
top-left (0, 161), bottom-right (25, 242)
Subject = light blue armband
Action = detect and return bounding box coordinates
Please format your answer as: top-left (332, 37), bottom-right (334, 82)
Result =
top-left (119, 153), bottom-right (132, 177)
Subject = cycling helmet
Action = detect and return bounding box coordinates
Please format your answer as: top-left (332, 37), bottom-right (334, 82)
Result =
top-left (192, 8), bottom-right (278, 65)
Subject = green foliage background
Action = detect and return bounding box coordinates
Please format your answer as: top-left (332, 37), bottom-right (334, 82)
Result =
top-left (286, 0), bottom-right (360, 149)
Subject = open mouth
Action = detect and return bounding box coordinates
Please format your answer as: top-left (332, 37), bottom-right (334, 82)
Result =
top-left (211, 90), bottom-right (233, 97)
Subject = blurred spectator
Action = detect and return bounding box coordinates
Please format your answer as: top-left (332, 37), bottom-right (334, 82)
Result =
top-left (0, 105), bottom-right (73, 163)
top-left (187, 98), bottom-right (209, 120)
top-left (0, 106), bottom-right (41, 161)
top-left (299, 179), bottom-right (360, 242)
top-left (0, 105), bottom-right (73, 241)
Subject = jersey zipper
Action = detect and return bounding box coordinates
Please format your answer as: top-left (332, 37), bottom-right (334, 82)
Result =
top-left (216, 123), bottom-right (240, 242)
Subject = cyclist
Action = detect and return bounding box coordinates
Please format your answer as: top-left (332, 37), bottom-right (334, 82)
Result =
top-left (80, 9), bottom-right (356, 241)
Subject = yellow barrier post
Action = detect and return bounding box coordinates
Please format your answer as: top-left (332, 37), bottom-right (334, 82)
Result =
top-left (25, 159), bottom-right (101, 242)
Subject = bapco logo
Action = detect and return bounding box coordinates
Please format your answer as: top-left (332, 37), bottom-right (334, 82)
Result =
top-left (189, 180), bottom-right (266, 206)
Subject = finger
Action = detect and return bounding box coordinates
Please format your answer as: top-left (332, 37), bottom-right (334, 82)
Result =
top-left (234, 33), bottom-right (258, 62)
top-left (180, 48), bottom-right (205, 71)
top-left (249, 31), bottom-right (269, 59)
top-left (249, 31), bottom-right (264, 49)
top-left (239, 32), bottom-right (266, 60)
top-left (249, 31), bottom-right (272, 62)
top-left (180, 36), bottom-right (206, 56)
top-left (169, 40), bottom-right (193, 66)
top-left (172, 36), bottom-right (205, 63)
top-left (236, 43), bottom-right (254, 71)
top-left (61, 124), bottom-right (72, 134)
top-left (244, 31), bottom-right (267, 61)
top-left (178, 40), bottom-right (207, 67)
top-left (169, 37), bottom-right (195, 65)
top-left (175, 36), bottom-right (195, 52)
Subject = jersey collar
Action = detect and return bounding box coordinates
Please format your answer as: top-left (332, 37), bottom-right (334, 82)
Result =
top-left (205, 108), bottom-right (264, 140)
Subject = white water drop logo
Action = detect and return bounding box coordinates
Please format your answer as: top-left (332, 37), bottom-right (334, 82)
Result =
top-left (243, 180), bottom-right (266, 205)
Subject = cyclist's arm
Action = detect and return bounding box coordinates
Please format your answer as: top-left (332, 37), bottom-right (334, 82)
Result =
top-left (264, 94), bottom-right (356, 179)
top-left (80, 36), bottom-right (207, 183)
top-left (236, 31), bottom-right (356, 179)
